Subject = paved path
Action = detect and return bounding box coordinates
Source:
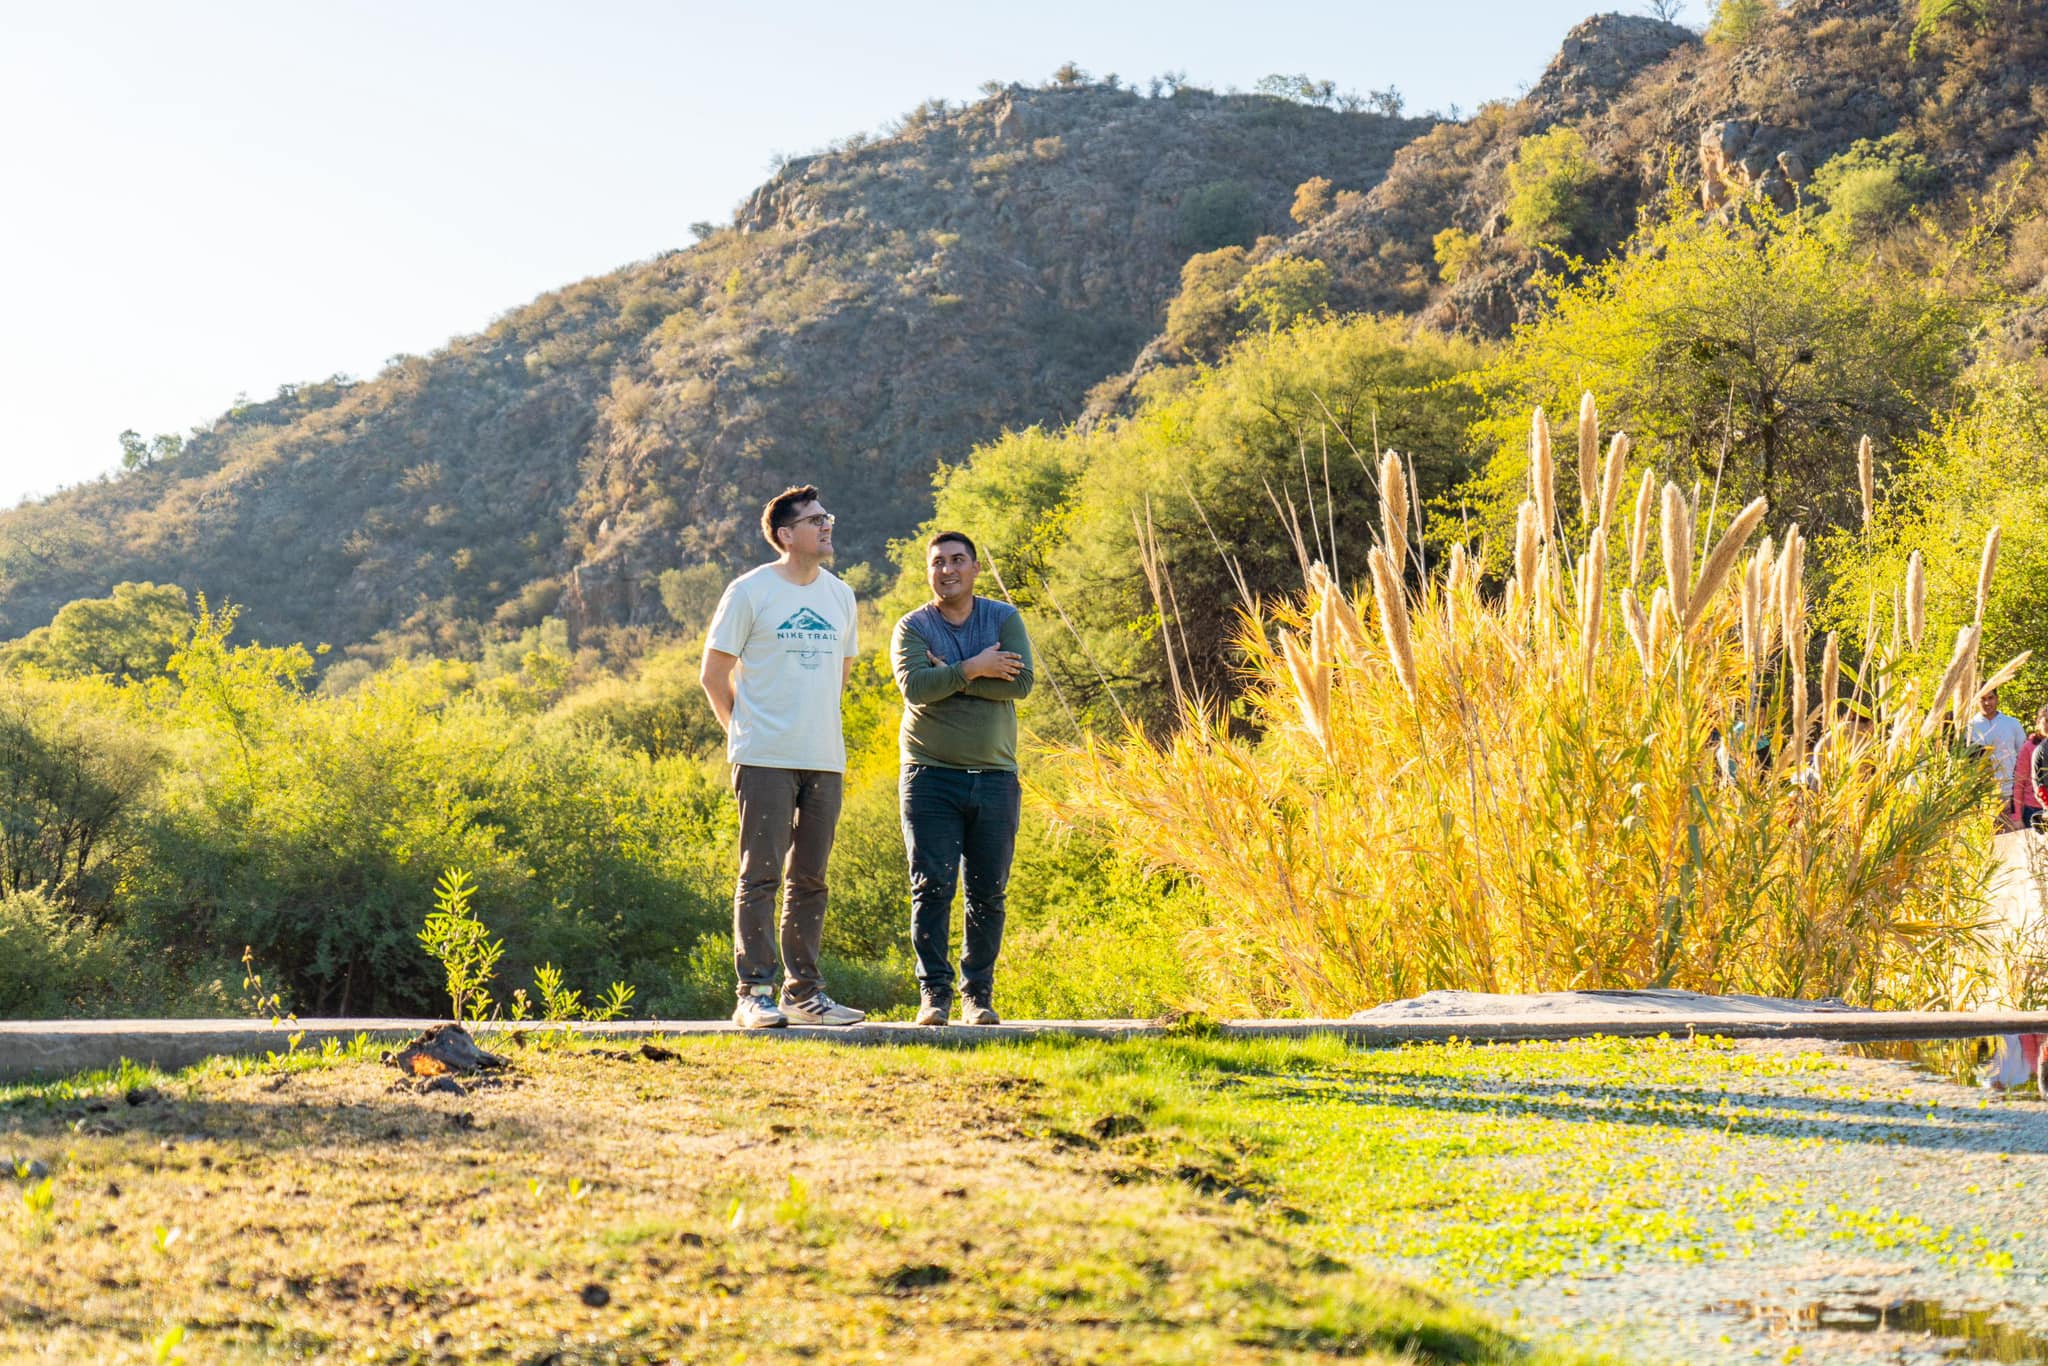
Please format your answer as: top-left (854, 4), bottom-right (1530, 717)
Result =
top-left (5, 1010), bottom-right (2048, 1082)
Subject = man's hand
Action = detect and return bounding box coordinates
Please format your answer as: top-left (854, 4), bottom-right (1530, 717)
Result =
top-left (959, 643), bottom-right (1023, 681)
top-left (700, 649), bottom-right (739, 733)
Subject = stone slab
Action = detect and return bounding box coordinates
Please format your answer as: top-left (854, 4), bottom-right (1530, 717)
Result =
top-left (5, 1010), bottom-right (2048, 1083)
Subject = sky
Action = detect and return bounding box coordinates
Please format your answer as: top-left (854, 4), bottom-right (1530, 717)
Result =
top-left (0, 0), bottom-right (1693, 508)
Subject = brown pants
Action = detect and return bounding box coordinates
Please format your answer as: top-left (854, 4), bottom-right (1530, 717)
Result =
top-left (731, 765), bottom-right (842, 1000)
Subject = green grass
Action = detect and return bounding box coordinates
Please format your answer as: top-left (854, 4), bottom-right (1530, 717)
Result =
top-left (958, 1033), bottom-right (2032, 1288)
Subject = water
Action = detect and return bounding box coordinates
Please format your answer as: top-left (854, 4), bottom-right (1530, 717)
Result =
top-left (1709, 1298), bottom-right (2048, 1362)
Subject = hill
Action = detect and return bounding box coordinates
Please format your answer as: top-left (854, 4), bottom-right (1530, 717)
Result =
top-left (1092, 0), bottom-right (2048, 410)
top-left (0, 82), bottom-right (1426, 658)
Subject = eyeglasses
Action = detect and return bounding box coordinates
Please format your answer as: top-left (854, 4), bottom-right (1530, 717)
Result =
top-left (793, 512), bottom-right (836, 529)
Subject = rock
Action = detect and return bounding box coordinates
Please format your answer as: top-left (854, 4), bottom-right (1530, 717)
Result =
top-left (579, 1283), bottom-right (611, 1308)
top-left (993, 98), bottom-right (1024, 142)
top-left (421, 1076), bottom-right (466, 1097)
top-left (384, 1023), bottom-right (509, 1079)
top-left (124, 1086), bottom-right (159, 1106)
top-left (7, 1157), bottom-right (49, 1182)
top-left (1699, 119), bottom-right (1805, 215)
top-left (1529, 13), bottom-right (1699, 117)
top-left (638, 1043), bottom-right (677, 1062)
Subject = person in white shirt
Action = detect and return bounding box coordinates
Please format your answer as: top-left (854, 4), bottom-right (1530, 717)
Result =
top-left (1967, 687), bottom-right (2028, 828)
top-left (700, 485), bottom-right (864, 1028)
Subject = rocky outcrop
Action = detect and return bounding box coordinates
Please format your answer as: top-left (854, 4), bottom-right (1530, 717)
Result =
top-left (1528, 13), bottom-right (1697, 118)
top-left (1699, 119), bottom-right (1809, 213)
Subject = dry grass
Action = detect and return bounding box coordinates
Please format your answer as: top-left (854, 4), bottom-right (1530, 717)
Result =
top-left (1059, 405), bottom-right (2011, 1017)
top-left (0, 1039), bottom-right (1569, 1365)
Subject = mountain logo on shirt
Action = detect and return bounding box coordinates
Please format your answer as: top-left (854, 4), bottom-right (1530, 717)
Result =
top-left (776, 606), bottom-right (840, 670)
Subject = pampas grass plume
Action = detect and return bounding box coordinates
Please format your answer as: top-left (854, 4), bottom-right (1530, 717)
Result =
top-left (1576, 391), bottom-right (1598, 522)
top-left (1369, 545), bottom-right (1416, 701)
top-left (1684, 496), bottom-right (1767, 632)
top-left (1531, 407), bottom-right (1556, 537)
top-left (1906, 551), bottom-right (1926, 650)
top-left (1976, 523), bottom-right (2001, 627)
top-left (1629, 471), bottom-right (1654, 586)
top-left (1660, 482), bottom-right (1691, 624)
top-left (1599, 432), bottom-right (1630, 532)
top-left (1857, 435), bottom-right (1875, 529)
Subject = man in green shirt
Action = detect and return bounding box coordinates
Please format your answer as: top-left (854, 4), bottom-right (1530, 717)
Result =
top-left (890, 531), bottom-right (1035, 1025)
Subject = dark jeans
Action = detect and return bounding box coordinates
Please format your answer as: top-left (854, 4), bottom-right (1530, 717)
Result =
top-left (731, 765), bottom-right (843, 1000)
top-left (901, 765), bottom-right (1021, 1000)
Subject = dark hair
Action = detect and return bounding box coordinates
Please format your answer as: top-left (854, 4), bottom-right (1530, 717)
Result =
top-left (761, 484), bottom-right (822, 552)
top-left (927, 530), bottom-right (977, 561)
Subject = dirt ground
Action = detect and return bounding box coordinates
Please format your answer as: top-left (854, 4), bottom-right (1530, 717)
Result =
top-left (0, 1035), bottom-right (1547, 1365)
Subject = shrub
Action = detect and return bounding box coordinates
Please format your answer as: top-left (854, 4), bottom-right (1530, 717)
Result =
top-left (656, 563), bottom-right (728, 635)
top-left (1162, 247), bottom-right (1251, 360)
top-left (0, 676), bottom-right (161, 919)
top-left (1822, 363), bottom-right (2048, 717)
top-left (3, 582), bottom-right (191, 679)
top-left (1432, 227), bottom-right (1482, 284)
top-left (1177, 181), bottom-right (1259, 251)
top-left (1808, 136), bottom-right (1936, 245)
top-left (1466, 194), bottom-right (1982, 550)
top-left (1504, 127), bottom-right (1598, 250)
top-left (1235, 257), bottom-right (1332, 334)
top-left (1291, 176), bottom-right (1336, 226)
top-left (1059, 421), bottom-right (2005, 1015)
top-left (911, 315), bottom-right (1489, 728)
top-left (1706, 0), bottom-right (1775, 46)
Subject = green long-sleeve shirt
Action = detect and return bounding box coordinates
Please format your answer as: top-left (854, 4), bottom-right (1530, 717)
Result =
top-left (890, 599), bottom-right (1035, 770)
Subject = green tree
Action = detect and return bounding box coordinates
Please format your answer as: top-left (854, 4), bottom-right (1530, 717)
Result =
top-left (1822, 363), bottom-right (2048, 716)
top-left (1177, 181), bottom-right (1259, 251)
top-left (1706, 0), bottom-right (1775, 45)
top-left (0, 676), bottom-right (161, 920)
top-left (909, 315), bottom-right (1490, 726)
top-left (1808, 136), bottom-right (1936, 246)
top-left (656, 562), bottom-right (728, 635)
top-left (117, 430), bottom-right (183, 472)
top-left (4, 582), bottom-right (192, 679)
top-left (1161, 246), bottom-right (1251, 360)
top-left (1504, 127), bottom-right (1598, 251)
top-left (1432, 227), bottom-right (1482, 284)
top-left (1235, 256), bottom-right (1332, 333)
top-left (1467, 195), bottom-right (1983, 541)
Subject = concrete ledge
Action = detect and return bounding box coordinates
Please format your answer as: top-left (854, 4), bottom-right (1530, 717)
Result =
top-left (4, 1011), bottom-right (2048, 1084)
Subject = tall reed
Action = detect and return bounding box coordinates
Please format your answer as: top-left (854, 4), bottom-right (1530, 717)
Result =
top-left (1060, 407), bottom-right (2007, 1017)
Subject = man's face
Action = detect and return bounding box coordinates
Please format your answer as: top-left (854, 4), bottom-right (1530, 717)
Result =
top-left (782, 499), bottom-right (835, 562)
top-left (1982, 690), bottom-right (2000, 720)
top-left (926, 540), bottom-right (978, 605)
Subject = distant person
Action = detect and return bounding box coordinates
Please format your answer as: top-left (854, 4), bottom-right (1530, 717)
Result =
top-left (1968, 688), bottom-right (2028, 830)
top-left (2019, 707), bottom-right (2048, 833)
top-left (700, 484), bottom-right (865, 1029)
top-left (890, 531), bottom-right (1034, 1026)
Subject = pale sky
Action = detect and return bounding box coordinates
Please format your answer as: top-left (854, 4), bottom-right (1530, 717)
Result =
top-left (0, 1), bottom-right (1689, 508)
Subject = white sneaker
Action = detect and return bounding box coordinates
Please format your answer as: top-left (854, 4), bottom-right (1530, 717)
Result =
top-left (780, 991), bottom-right (866, 1026)
top-left (732, 990), bottom-right (787, 1029)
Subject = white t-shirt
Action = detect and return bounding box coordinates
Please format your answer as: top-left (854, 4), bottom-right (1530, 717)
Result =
top-left (1968, 711), bottom-right (2027, 798)
top-left (706, 564), bottom-right (858, 772)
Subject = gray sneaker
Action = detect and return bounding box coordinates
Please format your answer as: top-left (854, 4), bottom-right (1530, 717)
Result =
top-left (781, 991), bottom-right (866, 1026)
top-left (962, 995), bottom-right (1000, 1026)
top-left (915, 994), bottom-right (952, 1027)
top-left (732, 990), bottom-right (787, 1029)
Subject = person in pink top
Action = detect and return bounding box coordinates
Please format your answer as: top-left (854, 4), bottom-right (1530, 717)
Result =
top-left (2016, 705), bottom-right (2048, 833)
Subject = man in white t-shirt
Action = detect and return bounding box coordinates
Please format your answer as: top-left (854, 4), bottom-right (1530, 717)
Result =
top-left (700, 484), bottom-right (864, 1028)
top-left (1967, 687), bottom-right (2028, 826)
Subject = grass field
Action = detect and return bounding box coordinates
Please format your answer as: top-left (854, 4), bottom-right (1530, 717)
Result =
top-left (5, 1032), bottom-right (2042, 1363)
